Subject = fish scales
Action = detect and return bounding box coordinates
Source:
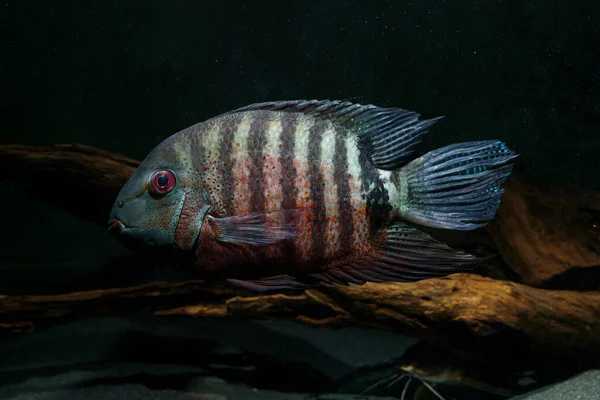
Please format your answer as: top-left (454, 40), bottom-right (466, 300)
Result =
top-left (186, 111), bottom-right (429, 269)
top-left (199, 112), bottom-right (373, 266)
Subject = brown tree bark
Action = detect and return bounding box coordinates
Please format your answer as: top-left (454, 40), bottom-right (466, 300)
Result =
top-left (1, 143), bottom-right (599, 363)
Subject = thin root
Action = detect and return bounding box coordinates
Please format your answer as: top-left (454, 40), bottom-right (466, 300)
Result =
top-left (361, 373), bottom-right (407, 395)
top-left (400, 376), bottom-right (412, 400)
top-left (360, 370), bottom-right (448, 400)
top-left (415, 376), bottom-right (448, 400)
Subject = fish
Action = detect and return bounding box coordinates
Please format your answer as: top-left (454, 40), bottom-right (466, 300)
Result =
top-left (107, 99), bottom-right (518, 291)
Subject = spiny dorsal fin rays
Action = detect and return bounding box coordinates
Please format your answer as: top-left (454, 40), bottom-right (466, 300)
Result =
top-left (221, 99), bottom-right (444, 171)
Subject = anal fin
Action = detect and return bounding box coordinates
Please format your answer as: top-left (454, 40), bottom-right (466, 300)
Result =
top-left (227, 274), bottom-right (314, 292)
top-left (311, 222), bottom-right (483, 285)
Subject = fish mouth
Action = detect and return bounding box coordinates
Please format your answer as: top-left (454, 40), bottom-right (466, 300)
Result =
top-left (108, 218), bottom-right (127, 235)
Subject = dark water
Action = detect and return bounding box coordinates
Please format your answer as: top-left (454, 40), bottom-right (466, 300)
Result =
top-left (1, 1), bottom-right (599, 399)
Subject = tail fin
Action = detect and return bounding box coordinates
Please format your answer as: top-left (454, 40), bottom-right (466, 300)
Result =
top-left (396, 140), bottom-right (518, 230)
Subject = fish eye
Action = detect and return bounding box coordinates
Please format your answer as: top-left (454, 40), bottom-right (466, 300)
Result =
top-left (149, 170), bottom-right (176, 195)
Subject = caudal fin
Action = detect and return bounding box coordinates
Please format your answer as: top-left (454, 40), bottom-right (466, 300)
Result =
top-left (397, 140), bottom-right (518, 230)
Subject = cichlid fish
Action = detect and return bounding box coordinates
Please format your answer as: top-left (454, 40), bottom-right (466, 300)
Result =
top-left (108, 100), bottom-right (517, 291)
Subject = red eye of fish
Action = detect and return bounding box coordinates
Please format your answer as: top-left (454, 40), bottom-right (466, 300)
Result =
top-left (149, 170), bottom-right (176, 195)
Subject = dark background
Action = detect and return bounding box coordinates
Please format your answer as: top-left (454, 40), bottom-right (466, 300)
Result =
top-left (3, 0), bottom-right (600, 184)
top-left (0, 3), bottom-right (599, 398)
top-left (1, 0), bottom-right (599, 281)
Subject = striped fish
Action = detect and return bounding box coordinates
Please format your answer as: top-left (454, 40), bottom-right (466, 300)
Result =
top-left (108, 100), bottom-right (518, 291)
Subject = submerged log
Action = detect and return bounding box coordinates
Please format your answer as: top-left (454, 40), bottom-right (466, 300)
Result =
top-left (488, 177), bottom-right (600, 286)
top-left (0, 143), bottom-right (138, 226)
top-left (0, 274), bottom-right (599, 363)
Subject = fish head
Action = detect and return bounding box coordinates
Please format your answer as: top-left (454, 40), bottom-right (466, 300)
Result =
top-left (108, 134), bottom-right (209, 256)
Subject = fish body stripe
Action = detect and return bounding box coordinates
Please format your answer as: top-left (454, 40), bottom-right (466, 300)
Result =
top-left (218, 115), bottom-right (239, 216)
top-left (321, 125), bottom-right (340, 258)
top-left (357, 145), bottom-right (381, 233)
top-left (200, 121), bottom-right (225, 215)
top-left (231, 114), bottom-right (253, 215)
top-left (262, 117), bottom-right (284, 212)
top-left (279, 113), bottom-right (299, 261)
top-left (358, 145), bottom-right (374, 195)
top-left (248, 116), bottom-right (267, 213)
top-left (279, 113), bottom-right (298, 210)
top-left (333, 131), bottom-right (353, 256)
top-left (345, 137), bottom-right (369, 252)
top-left (172, 138), bottom-right (198, 249)
top-left (293, 116), bottom-right (315, 262)
top-left (262, 117), bottom-right (284, 260)
top-left (308, 120), bottom-right (326, 261)
top-left (379, 170), bottom-right (401, 214)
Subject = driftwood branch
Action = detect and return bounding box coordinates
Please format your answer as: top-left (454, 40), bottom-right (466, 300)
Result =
top-left (0, 274), bottom-right (599, 362)
top-left (1, 143), bottom-right (600, 363)
top-left (0, 144), bottom-right (138, 226)
top-left (489, 178), bottom-right (600, 285)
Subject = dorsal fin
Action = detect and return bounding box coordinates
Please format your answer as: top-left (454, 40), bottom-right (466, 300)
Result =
top-left (225, 99), bottom-right (443, 170)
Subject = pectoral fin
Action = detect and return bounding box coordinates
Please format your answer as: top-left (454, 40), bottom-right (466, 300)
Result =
top-left (209, 209), bottom-right (300, 246)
